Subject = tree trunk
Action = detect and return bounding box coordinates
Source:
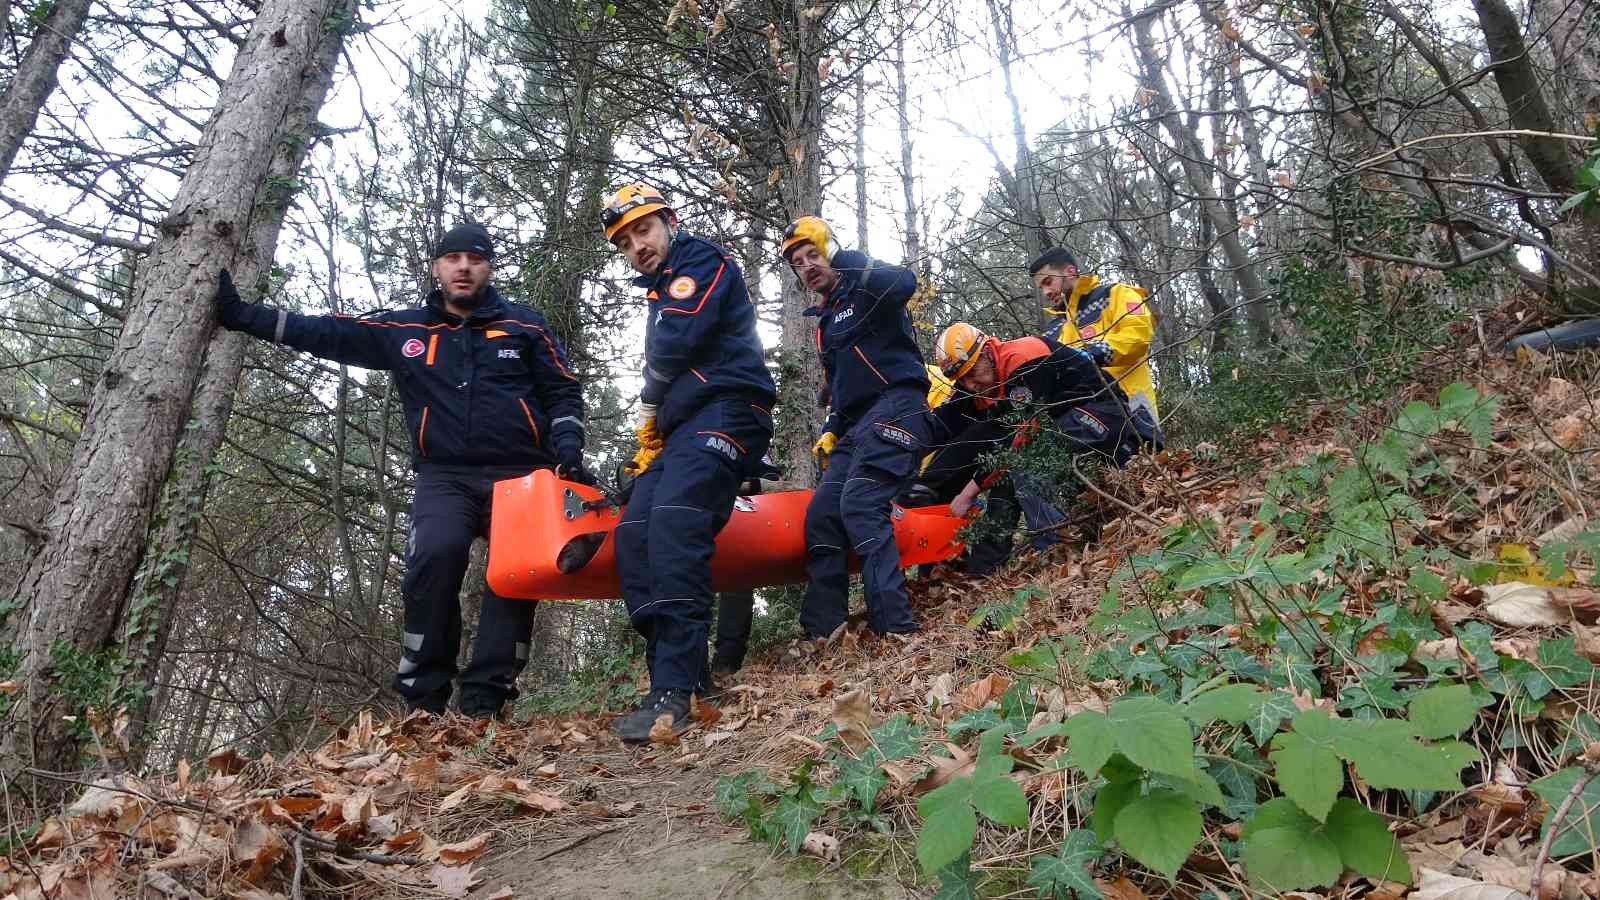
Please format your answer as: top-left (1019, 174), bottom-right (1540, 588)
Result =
top-left (119, 1), bottom-right (350, 760)
top-left (3, 0), bottom-right (357, 780)
top-left (984, 0), bottom-right (1048, 261)
top-left (895, 1), bottom-right (921, 268)
top-left (0, 0), bottom-right (93, 183)
top-left (773, 7), bottom-right (828, 488)
top-left (1132, 11), bottom-right (1274, 346)
top-left (1471, 0), bottom-right (1600, 307)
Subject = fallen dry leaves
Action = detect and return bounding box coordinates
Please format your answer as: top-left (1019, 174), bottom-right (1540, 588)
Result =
top-left (0, 709), bottom-right (616, 899)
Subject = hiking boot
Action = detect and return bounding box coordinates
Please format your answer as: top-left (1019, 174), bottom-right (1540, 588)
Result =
top-left (408, 695), bottom-right (448, 716)
top-left (710, 655), bottom-right (742, 678)
top-left (612, 688), bottom-right (692, 744)
top-left (458, 694), bottom-right (506, 722)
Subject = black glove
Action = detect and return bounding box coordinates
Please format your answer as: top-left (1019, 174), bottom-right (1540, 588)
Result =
top-left (214, 268), bottom-right (243, 327)
top-left (555, 444), bottom-right (587, 482)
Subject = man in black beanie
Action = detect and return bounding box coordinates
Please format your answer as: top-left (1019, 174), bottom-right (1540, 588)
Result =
top-left (213, 222), bottom-right (587, 719)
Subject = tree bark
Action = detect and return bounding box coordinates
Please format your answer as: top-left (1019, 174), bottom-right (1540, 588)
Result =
top-left (1132, 10), bottom-right (1274, 346)
top-left (0, 0), bottom-right (93, 183)
top-left (3, 0), bottom-right (357, 779)
top-left (1472, 0), bottom-right (1600, 308)
top-left (773, 6), bottom-right (828, 488)
top-left (895, 0), bottom-right (921, 268)
top-left (122, 11), bottom-right (349, 758)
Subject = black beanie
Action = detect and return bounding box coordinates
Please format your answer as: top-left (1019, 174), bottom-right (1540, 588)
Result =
top-left (434, 222), bottom-right (495, 260)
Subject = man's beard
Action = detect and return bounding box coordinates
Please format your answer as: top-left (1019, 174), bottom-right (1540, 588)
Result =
top-left (444, 283), bottom-right (484, 305)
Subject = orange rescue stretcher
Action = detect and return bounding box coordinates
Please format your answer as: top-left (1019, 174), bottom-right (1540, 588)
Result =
top-left (486, 469), bottom-right (968, 600)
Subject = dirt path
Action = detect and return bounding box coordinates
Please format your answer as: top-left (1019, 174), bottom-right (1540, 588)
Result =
top-left (477, 743), bottom-right (915, 900)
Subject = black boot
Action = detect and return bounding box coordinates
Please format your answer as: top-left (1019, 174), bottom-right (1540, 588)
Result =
top-left (458, 691), bottom-right (506, 722)
top-left (612, 688), bottom-right (692, 744)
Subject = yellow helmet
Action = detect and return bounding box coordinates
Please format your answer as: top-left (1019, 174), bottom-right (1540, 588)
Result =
top-left (780, 215), bottom-right (834, 261)
top-left (934, 322), bottom-right (991, 381)
top-left (601, 182), bottom-right (671, 242)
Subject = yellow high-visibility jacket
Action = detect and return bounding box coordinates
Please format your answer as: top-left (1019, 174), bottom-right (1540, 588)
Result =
top-left (919, 365), bottom-right (954, 473)
top-left (1045, 274), bottom-right (1159, 423)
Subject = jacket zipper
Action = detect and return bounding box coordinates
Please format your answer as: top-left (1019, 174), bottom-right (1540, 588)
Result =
top-left (417, 406), bottom-right (430, 456)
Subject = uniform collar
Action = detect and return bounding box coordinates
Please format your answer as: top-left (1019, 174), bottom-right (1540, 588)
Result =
top-left (1043, 273), bottom-right (1101, 318)
top-left (427, 284), bottom-right (507, 323)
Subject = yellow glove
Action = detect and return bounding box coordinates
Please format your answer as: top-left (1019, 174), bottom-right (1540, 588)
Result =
top-left (812, 431), bottom-right (838, 470)
top-left (636, 417), bottom-right (662, 451)
top-left (624, 444), bottom-right (660, 476)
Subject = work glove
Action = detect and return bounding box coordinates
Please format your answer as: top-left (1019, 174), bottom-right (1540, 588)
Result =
top-left (811, 431), bottom-right (838, 470)
top-left (555, 443), bottom-right (588, 483)
top-left (636, 403), bottom-right (663, 450)
top-left (214, 268), bottom-right (242, 322)
top-left (624, 443), bottom-right (660, 477)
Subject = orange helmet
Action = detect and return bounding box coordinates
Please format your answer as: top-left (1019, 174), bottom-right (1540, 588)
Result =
top-left (601, 182), bottom-right (671, 242)
top-left (780, 215), bottom-right (835, 261)
top-left (934, 322), bottom-right (991, 380)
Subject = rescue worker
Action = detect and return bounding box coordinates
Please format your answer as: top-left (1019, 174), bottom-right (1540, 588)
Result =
top-left (930, 323), bottom-right (1141, 520)
top-left (784, 216), bottom-right (930, 640)
top-left (602, 183), bottom-right (775, 742)
top-left (1029, 247), bottom-right (1163, 446)
top-left (213, 222), bottom-right (586, 719)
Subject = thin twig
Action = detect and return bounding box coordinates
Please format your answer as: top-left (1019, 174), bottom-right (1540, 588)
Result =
top-left (1530, 765), bottom-right (1597, 892)
top-left (291, 832), bottom-right (306, 900)
top-left (531, 823), bottom-right (620, 861)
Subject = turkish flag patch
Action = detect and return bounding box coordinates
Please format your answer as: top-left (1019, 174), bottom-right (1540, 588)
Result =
top-left (402, 338), bottom-right (426, 358)
top-left (668, 275), bottom-right (698, 300)
top-left (1127, 301), bottom-right (1145, 314)
top-left (1080, 325), bottom-right (1098, 339)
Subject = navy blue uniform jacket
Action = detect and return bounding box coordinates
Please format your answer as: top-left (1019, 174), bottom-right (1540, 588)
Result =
top-left (805, 250), bottom-right (929, 434)
top-left (636, 230), bottom-right (776, 433)
top-left (217, 285), bottom-right (584, 470)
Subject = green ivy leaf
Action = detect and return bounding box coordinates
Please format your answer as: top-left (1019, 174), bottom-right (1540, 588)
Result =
top-left (1247, 690), bottom-right (1300, 745)
top-left (1027, 830), bottom-right (1104, 899)
top-left (1063, 712), bottom-right (1116, 775)
top-left (1407, 683), bottom-right (1486, 739)
top-left (1269, 731), bottom-right (1343, 821)
top-left (1114, 790), bottom-right (1201, 880)
top-left (1529, 767), bottom-right (1600, 857)
top-left (1325, 798), bottom-right (1412, 884)
top-left (1106, 696), bottom-right (1195, 778)
top-left (871, 714), bottom-right (921, 761)
top-left (931, 851), bottom-right (979, 900)
top-left (1091, 778), bottom-right (1139, 845)
top-left (772, 788), bottom-right (823, 853)
top-left (834, 754), bottom-right (887, 811)
top-left (1407, 567), bottom-right (1447, 601)
top-left (1184, 683), bottom-right (1264, 724)
top-left (917, 790), bottom-right (978, 873)
top-left (1241, 798), bottom-right (1342, 890)
top-left (1537, 637), bottom-right (1595, 690)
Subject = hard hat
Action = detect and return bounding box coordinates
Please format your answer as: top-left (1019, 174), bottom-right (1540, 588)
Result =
top-left (934, 322), bottom-right (991, 381)
top-left (601, 182), bottom-right (671, 242)
top-left (780, 215), bottom-right (834, 261)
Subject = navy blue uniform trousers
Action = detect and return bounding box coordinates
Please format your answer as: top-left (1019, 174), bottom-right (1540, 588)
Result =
top-left (801, 387), bottom-right (930, 638)
top-left (395, 464), bottom-right (538, 712)
top-left (616, 399), bottom-right (772, 693)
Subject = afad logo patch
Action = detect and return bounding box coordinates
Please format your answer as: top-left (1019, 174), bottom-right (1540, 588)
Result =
top-left (402, 338), bottom-right (426, 358)
top-left (704, 433), bottom-right (740, 460)
top-left (667, 275), bottom-right (698, 300)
